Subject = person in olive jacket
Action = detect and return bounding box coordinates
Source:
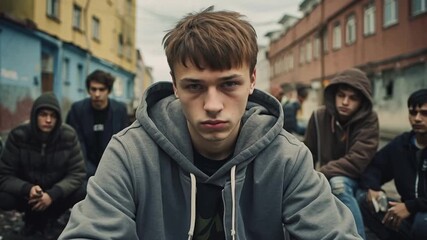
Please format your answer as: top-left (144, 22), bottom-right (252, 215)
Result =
top-left (0, 92), bottom-right (86, 237)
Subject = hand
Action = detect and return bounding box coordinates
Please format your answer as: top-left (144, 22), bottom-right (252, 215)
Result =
top-left (29, 185), bottom-right (43, 200)
top-left (29, 192), bottom-right (53, 211)
top-left (382, 201), bottom-right (410, 231)
top-left (366, 189), bottom-right (382, 213)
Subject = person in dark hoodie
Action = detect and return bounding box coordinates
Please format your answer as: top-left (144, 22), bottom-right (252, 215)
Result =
top-left (304, 68), bottom-right (379, 239)
top-left (59, 7), bottom-right (361, 240)
top-left (357, 89), bottom-right (427, 240)
top-left (0, 92), bottom-right (86, 238)
top-left (66, 69), bottom-right (129, 179)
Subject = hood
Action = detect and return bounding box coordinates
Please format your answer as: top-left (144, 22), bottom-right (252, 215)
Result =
top-left (30, 92), bottom-right (62, 142)
top-left (135, 81), bottom-right (284, 182)
top-left (324, 68), bottom-right (373, 124)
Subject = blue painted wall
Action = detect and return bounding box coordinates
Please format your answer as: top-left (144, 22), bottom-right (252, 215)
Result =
top-left (0, 18), bottom-right (135, 135)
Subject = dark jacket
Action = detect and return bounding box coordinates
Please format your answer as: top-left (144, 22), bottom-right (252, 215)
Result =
top-left (360, 131), bottom-right (427, 214)
top-left (66, 98), bottom-right (129, 176)
top-left (304, 68), bottom-right (379, 179)
top-left (283, 100), bottom-right (305, 135)
top-left (0, 93), bottom-right (86, 202)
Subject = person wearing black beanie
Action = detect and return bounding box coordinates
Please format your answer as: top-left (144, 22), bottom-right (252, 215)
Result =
top-left (0, 92), bottom-right (86, 239)
top-left (358, 88), bottom-right (427, 239)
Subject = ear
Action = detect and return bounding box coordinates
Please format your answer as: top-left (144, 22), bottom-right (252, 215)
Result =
top-left (249, 69), bottom-right (256, 94)
top-left (171, 72), bottom-right (179, 98)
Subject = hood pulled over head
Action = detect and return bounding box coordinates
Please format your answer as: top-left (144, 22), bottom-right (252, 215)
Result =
top-left (324, 68), bottom-right (373, 122)
top-left (30, 92), bottom-right (62, 141)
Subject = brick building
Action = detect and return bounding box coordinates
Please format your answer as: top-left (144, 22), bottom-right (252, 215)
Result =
top-left (268, 0), bottom-right (427, 135)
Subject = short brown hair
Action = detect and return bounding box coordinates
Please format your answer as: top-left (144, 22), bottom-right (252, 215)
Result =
top-left (86, 70), bottom-right (115, 92)
top-left (162, 6), bottom-right (258, 79)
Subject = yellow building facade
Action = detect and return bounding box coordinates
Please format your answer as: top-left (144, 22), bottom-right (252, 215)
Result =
top-left (0, 0), bottom-right (136, 73)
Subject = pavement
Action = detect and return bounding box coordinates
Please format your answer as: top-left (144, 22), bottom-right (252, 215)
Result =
top-left (0, 210), bottom-right (66, 240)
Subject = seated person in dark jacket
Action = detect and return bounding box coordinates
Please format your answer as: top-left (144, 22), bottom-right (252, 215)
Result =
top-left (358, 89), bottom-right (427, 240)
top-left (0, 92), bottom-right (86, 237)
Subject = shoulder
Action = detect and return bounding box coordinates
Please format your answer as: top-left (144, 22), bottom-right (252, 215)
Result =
top-left (8, 124), bottom-right (31, 143)
top-left (58, 124), bottom-right (79, 142)
top-left (109, 98), bottom-right (127, 110)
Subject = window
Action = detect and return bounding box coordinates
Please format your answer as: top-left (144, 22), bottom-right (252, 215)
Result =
top-left (383, 0), bottom-right (398, 27)
top-left (346, 14), bottom-right (356, 45)
top-left (322, 29), bottom-right (328, 53)
top-left (92, 17), bottom-right (100, 40)
top-left (313, 37), bottom-right (320, 59)
top-left (364, 2), bottom-right (376, 36)
top-left (306, 40), bottom-right (312, 63)
top-left (299, 44), bottom-right (305, 64)
top-left (46, 0), bottom-right (60, 18)
top-left (332, 23), bottom-right (342, 50)
top-left (73, 4), bottom-right (82, 30)
top-left (118, 33), bottom-right (124, 56)
top-left (412, 0), bottom-right (427, 16)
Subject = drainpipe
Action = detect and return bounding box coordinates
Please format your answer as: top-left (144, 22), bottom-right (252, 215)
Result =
top-left (319, 0), bottom-right (326, 105)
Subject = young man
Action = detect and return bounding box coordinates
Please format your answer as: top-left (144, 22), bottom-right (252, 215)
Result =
top-left (60, 8), bottom-right (361, 239)
top-left (0, 92), bottom-right (86, 238)
top-left (283, 83), bottom-right (310, 136)
top-left (304, 68), bottom-right (379, 239)
top-left (358, 89), bottom-right (427, 240)
top-left (66, 70), bottom-right (129, 178)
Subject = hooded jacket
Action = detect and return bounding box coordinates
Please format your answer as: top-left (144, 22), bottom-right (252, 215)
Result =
top-left (304, 68), bottom-right (379, 179)
top-left (0, 92), bottom-right (86, 202)
top-left (60, 82), bottom-right (361, 240)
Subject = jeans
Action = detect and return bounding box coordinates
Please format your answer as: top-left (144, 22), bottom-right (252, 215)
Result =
top-left (329, 176), bottom-right (366, 239)
top-left (357, 189), bottom-right (427, 240)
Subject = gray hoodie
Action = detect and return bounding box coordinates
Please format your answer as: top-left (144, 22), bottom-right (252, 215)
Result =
top-left (60, 82), bottom-right (361, 240)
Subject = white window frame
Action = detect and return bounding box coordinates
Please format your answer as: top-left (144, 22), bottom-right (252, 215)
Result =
top-left (364, 2), bottom-right (376, 36)
top-left (306, 40), bottom-right (312, 63)
top-left (383, 0), bottom-right (398, 27)
top-left (346, 14), bottom-right (356, 45)
top-left (46, 0), bottom-right (60, 18)
top-left (332, 23), bottom-right (342, 50)
top-left (73, 4), bottom-right (82, 30)
top-left (313, 36), bottom-right (320, 59)
top-left (92, 16), bottom-right (100, 40)
top-left (299, 45), bottom-right (305, 64)
top-left (412, 0), bottom-right (427, 16)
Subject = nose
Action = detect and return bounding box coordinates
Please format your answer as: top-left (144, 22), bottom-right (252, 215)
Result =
top-left (46, 115), bottom-right (52, 122)
top-left (342, 96), bottom-right (349, 105)
top-left (204, 88), bottom-right (223, 114)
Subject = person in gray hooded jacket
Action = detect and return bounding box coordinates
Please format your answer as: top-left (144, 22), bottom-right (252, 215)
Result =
top-left (60, 7), bottom-right (361, 240)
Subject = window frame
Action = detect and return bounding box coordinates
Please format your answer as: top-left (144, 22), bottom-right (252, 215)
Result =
top-left (383, 0), bottom-right (398, 28)
top-left (364, 2), bottom-right (376, 36)
top-left (411, 0), bottom-right (427, 16)
top-left (73, 4), bottom-right (82, 30)
top-left (46, 0), bottom-right (60, 19)
top-left (346, 14), bottom-right (356, 45)
top-left (332, 22), bottom-right (342, 50)
top-left (92, 16), bottom-right (100, 41)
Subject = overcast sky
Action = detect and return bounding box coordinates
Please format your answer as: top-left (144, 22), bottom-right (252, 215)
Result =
top-left (136, 0), bottom-right (302, 82)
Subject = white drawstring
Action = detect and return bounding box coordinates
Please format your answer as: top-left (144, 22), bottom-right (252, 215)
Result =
top-left (187, 173), bottom-right (196, 240)
top-left (230, 166), bottom-right (236, 240)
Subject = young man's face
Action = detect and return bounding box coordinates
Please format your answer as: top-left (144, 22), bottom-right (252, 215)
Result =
top-left (37, 108), bottom-right (57, 133)
top-left (409, 103), bottom-right (427, 134)
top-left (173, 62), bottom-right (255, 158)
top-left (88, 81), bottom-right (110, 110)
top-left (335, 87), bottom-right (362, 121)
